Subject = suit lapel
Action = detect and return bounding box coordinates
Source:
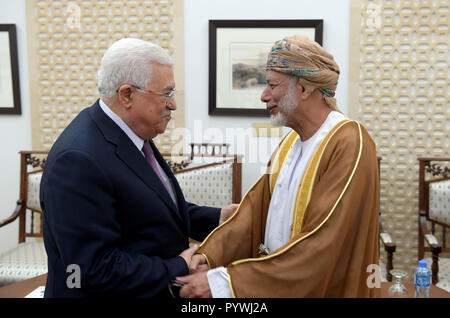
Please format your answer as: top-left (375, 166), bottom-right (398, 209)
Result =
top-left (88, 101), bottom-right (182, 223)
top-left (150, 141), bottom-right (189, 225)
top-left (115, 137), bottom-right (180, 217)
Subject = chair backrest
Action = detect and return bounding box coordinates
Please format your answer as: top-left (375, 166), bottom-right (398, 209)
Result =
top-left (418, 157), bottom-right (450, 258)
top-left (188, 143), bottom-right (231, 160)
top-left (12, 148), bottom-right (242, 243)
top-left (162, 150), bottom-right (242, 205)
top-left (418, 157), bottom-right (450, 227)
top-left (17, 151), bottom-right (48, 243)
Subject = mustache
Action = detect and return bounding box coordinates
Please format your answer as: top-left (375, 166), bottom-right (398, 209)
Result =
top-left (161, 110), bottom-right (171, 118)
top-left (267, 102), bottom-right (277, 108)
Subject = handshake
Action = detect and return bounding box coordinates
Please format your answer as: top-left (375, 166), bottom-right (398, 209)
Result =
top-left (173, 244), bottom-right (211, 298)
top-left (172, 203), bottom-right (238, 298)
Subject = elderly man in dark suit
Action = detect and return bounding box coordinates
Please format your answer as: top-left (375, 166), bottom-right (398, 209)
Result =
top-left (39, 38), bottom-right (237, 298)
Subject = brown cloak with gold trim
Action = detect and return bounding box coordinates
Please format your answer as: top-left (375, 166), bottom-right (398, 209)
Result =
top-left (198, 121), bottom-right (380, 297)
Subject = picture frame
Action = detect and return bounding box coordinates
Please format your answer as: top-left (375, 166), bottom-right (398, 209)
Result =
top-left (209, 20), bottom-right (323, 116)
top-left (0, 24), bottom-right (21, 115)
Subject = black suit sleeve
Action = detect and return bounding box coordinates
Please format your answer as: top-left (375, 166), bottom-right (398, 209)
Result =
top-left (42, 150), bottom-right (187, 296)
top-left (185, 202), bottom-right (221, 242)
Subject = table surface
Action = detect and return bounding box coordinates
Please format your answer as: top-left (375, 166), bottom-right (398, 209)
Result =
top-left (0, 274), bottom-right (47, 298)
top-left (0, 274), bottom-right (448, 298)
top-left (380, 281), bottom-right (449, 298)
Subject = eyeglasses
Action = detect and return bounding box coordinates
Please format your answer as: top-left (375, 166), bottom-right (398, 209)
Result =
top-left (117, 84), bottom-right (175, 106)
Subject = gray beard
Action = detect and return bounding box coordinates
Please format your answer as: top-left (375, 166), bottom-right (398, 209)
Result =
top-left (269, 87), bottom-right (298, 127)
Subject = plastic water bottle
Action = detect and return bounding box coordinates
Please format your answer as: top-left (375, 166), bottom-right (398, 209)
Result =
top-left (414, 260), bottom-right (430, 298)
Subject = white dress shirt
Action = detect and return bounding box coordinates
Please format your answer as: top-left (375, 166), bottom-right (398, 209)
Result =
top-left (207, 111), bottom-right (346, 297)
top-left (99, 99), bottom-right (178, 206)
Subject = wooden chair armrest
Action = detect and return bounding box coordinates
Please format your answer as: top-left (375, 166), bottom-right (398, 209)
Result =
top-left (424, 233), bottom-right (441, 251)
top-left (380, 232), bottom-right (392, 244)
top-left (379, 216), bottom-right (396, 252)
top-left (380, 232), bottom-right (396, 253)
top-left (379, 231), bottom-right (396, 282)
top-left (0, 199), bottom-right (23, 228)
top-left (419, 211), bottom-right (442, 253)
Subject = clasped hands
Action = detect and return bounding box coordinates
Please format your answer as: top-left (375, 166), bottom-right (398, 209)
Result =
top-left (177, 249), bottom-right (211, 298)
top-left (175, 203), bottom-right (238, 298)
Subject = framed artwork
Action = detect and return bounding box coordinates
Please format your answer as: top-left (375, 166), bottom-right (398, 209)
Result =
top-left (0, 24), bottom-right (21, 114)
top-left (209, 20), bottom-right (323, 116)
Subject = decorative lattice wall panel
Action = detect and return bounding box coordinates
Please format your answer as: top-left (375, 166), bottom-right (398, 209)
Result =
top-left (26, 0), bottom-right (185, 152)
top-left (349, 0), bottom-right (449, 280)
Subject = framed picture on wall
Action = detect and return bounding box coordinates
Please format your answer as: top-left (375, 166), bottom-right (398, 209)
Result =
top-left (0, 24), bottom-right (21, 115)
top-left (209, 19), bottom-right (323, 116)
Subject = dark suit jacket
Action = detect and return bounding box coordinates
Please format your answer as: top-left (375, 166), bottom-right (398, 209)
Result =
top-left (40, 100), bottom-right (220, 297)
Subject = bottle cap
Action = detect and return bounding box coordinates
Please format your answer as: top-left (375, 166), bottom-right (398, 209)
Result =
top-left (419, 260), bottom-right (427, 267)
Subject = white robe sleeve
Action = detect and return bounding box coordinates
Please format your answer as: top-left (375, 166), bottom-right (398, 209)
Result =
top-left (206, 266), bottom-right (233, 298)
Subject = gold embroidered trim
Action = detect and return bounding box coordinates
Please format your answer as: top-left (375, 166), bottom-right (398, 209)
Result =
top-left (269, 131), bottom-right (299, 194)
top-left (290, 119), bottom-right (349, 238)
top-left (231, 121), bottom-right (363, 266)
top-left (228, 272), bottom-right (236, 298)
top-left (199, 174), bottom-right (265, 247)
top-left (201, 253), bottom-right (211, 269)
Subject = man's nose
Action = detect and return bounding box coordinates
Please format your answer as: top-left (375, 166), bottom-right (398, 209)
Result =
top-left (261, 86), bottom-right (271, 103)
top-left (167, 98), bottom-right (177, 110)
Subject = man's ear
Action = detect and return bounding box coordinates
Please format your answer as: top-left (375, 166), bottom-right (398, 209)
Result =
top-left (296, 81), bottom-right (313, 100)
top-left (117, 85), bottom-right (134, 109)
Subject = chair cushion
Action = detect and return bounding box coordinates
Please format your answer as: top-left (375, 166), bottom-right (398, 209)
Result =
top-left (27, 172), bottom-right (42, 211)
top-left (175, 162), bottom-right (233, 207)
top-left (0, 241), bottom-right (47, 286)
top-left (429, 179), bottom-right (450, 226)
top-left (423, 257), bottom-right (450, 293)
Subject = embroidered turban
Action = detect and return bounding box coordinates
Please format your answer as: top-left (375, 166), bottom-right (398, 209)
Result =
top-left (266, 35), bottom-right (340, 110)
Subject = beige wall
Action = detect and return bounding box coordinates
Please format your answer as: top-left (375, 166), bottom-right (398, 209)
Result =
top-left (26, 0), bottom-right (185, 151)
top-left (349, 0), bottom-right (449, 280)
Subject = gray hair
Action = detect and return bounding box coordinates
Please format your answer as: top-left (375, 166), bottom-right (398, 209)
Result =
top-left (97, 38), bottom-right (173, 99)
top-left (270, 76), bottom-right (298, 127)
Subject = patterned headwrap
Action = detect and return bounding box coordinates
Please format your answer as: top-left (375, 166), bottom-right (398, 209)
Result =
top-left (266, 35), bottom-right (340, 110)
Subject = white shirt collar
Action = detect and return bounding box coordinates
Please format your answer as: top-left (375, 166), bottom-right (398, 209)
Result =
top-left (99, 99), bottom-right (145, 152)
